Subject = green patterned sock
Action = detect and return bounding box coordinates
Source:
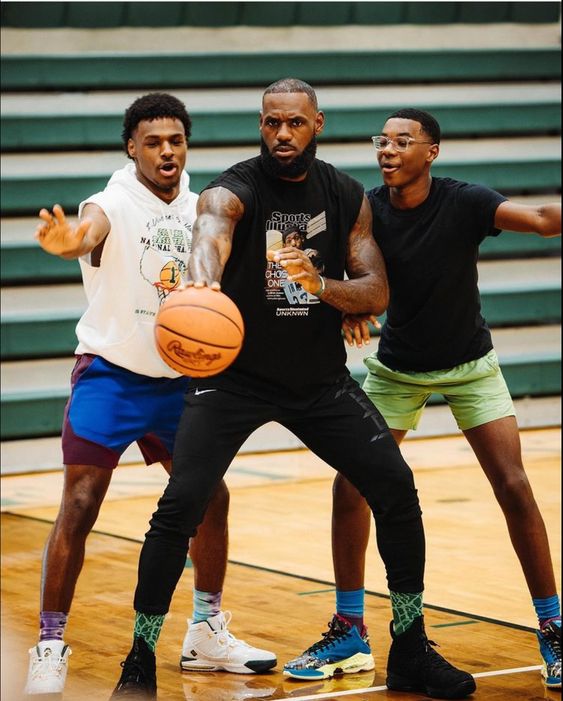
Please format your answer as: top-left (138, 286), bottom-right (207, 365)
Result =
top-left (134, 612), bottom-right (165, 652)
top-left (390, 591), bottom-right (423, 635)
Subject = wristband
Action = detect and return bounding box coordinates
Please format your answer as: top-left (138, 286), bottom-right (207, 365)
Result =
top-left (313, 275), bottom-right (326, 297)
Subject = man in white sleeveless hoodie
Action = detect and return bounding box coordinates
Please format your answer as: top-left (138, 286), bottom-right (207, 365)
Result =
top-left (25, 93), bottom-right (275, 696)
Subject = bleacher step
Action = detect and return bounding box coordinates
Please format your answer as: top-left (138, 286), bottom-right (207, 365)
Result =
top-left (1, 394), bottom-right (560, 476)
top-left (3, 195), bottom-right (560, 284)
top-left (2, 81), bottom-right (560, 150)
top-left (2, 22), bottom-right (560, 55)
top-left (2, 47), bottom-right (560, 92)
top-left (2, 136), bottom-right (561, 215)
top-left (2, 258), bottom-right (560, 359)
top-left (1, 325), bottom-right (560, 441)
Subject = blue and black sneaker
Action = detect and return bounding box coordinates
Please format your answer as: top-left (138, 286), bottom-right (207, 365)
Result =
top-left (537, 617), bottom-right (561, 689)
top-left (283, 614), bottom-right (374, 681)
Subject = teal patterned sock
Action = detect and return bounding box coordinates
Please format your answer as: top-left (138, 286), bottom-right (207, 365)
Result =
top-left (390, 591), bottom-right (423, 635)
top-left (133, 612), bottom-right (165, 652)
top-left (192, 589), bottom-right (222, 624)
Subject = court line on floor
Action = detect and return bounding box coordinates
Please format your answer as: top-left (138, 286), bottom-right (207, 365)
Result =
top-left (280, 665), bottom-right (543, 700)
top-left (3, 512), bottom-right (537, 634)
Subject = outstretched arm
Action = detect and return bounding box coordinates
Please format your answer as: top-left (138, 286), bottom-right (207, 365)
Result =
top-left (35, 203), bottom-right (110, 259)
top-left (187, 187), bottom-right (244, 288)
top-left (494, 200), bottom-right (561, 238)
top-left (269, 195), bottom-right (389, 315)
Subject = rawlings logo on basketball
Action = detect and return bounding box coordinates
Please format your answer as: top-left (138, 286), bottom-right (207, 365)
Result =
top-left (155, 287), bottom-right (244, 377)
top-left (167, 341), bottom-right (222, 366)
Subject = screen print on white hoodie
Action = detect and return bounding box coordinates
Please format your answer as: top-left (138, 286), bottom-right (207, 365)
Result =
top-left (76, 163), bottom-right (198, 378)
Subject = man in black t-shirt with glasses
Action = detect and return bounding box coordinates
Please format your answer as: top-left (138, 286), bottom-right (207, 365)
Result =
top-left (324, 108), bottom-right (561, 691)
top-left (111, 85), bottom-right (475, 700)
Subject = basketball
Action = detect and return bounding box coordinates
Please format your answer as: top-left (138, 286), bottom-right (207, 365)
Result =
top-left (154, 286), bottom-right (244, 377)
top-left (159, 260), bottom-right (181, 291)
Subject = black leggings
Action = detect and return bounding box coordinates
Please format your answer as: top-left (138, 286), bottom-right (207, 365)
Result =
top-left (134, 376), bottom-right (425, 614)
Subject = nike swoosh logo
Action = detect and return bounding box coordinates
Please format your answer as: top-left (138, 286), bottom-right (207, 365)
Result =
top-left (194, 389), bottom-right (216, 395)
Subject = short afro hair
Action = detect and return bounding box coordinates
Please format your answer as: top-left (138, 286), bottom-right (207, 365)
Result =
top-left (122, 92), bottom-right (192, 154)
top-left (387, 108), bottom-right (441, 145)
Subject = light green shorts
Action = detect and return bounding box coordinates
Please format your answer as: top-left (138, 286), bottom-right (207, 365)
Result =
top-left (362, 349), bottom-right (515, 432)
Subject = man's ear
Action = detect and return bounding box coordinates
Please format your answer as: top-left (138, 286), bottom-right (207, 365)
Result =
top-left (315, 111), bottom-right (325, 136)
top-left (427, 143), bottom-right (440, 164)
top-left (127, 138), bottom-right (136, 159)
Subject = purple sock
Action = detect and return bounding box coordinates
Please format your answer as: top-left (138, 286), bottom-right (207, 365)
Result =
top-left (338, 612), bottom-right (365, 633)
top-left (40, 611), bottom-right (68, 641)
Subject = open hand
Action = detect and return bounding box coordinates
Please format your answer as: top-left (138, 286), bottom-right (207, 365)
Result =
top-left (35, 204), bottom-right (92, 258)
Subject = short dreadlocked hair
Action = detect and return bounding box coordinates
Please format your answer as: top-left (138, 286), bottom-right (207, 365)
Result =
top-left (121, 93), bottom-right (192, 155)
top-left (387, 108), bottom-right (441, 145)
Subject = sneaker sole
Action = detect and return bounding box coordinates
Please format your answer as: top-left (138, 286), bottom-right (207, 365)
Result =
top-left (283, 652), bottom-right (375, 681)
top-left (180, 656), bottom-right (277, 674)
top-left (387, 674), bottom-right (476, 699)
top-left (24, 684), bottom-right (65, 694)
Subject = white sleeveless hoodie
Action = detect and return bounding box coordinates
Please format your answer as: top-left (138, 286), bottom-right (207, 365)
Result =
top-left (76, 163), bottom-right (198, 378)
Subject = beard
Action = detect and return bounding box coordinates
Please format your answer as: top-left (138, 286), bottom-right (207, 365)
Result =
top-left (260, 136), bottom-right (317, 179)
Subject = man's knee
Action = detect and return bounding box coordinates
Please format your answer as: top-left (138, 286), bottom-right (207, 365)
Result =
top-left (493, 469), bottom-right (534, 513)
top-left (333, 473), bottom-right (369, 516)
top-left (210, 479), bottom-right (230, 511)
top-left (202, 479), bottom-right (230, 528)
top-left (57, 490), bottom-right (103, 537)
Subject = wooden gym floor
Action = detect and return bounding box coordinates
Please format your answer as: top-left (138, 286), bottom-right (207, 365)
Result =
top-left (1, 428), bottom-right (561, 700)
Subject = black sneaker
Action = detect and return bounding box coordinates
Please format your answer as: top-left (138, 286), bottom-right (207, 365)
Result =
top-left (110, 636), bottom-right (157, 699)
top-left (386, 616), bottom-right (476, 699)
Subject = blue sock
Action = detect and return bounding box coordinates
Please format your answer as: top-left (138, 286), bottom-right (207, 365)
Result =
top-left (192, 589), bottom-right (222, 624)
top-left (336, 588), bottom-right (365, 632)
top-left (533, 595), bottom-right (561, 627)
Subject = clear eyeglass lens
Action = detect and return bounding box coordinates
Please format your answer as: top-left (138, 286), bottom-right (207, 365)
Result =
top-left (373, 137), bottom-right (410, 152)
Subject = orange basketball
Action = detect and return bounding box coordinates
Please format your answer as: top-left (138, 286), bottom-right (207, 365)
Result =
top-left (154, 286), bottom-right (244, 377)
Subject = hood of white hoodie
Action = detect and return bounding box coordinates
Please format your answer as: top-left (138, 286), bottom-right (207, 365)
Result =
top-left (105, 162), bottom-right (193, 211)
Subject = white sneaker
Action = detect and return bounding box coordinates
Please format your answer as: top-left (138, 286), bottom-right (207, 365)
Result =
top-left (180, 611), bottom-right (276, 674)
top-left (25, 640), bottom-right (71, 695)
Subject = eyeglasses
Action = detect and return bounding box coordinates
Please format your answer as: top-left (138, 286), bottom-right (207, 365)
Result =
top-left (371, 136), bottom-right (434, 152)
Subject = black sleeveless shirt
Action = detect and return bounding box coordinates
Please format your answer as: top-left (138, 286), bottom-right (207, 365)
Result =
top-left (196, 156), bottom-right (364, 406)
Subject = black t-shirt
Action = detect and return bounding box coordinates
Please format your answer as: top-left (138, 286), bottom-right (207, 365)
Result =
top-left (367, 177), bottom-right (507, 372)
top-left (196, 156), bottom-right (364, 406)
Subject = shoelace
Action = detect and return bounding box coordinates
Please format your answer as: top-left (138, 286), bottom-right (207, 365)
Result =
top-left (118, 657), bottom-right (149, 685)
top-left (307, 619), bottom-right (349, 654)
top-left (419, 635), bottom-right (462, 674)
top-left (541, 621), bottom-right (562, 660)
top-left (211, 614), bottom-right (252, 651)
top-left (31, 648), bottom-right (66, 678)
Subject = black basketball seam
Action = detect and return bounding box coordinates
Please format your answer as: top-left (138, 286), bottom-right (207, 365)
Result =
top-left (159, 303), bottom-right (244, 336)
top-left (156, 322), bottom-right (242, 350)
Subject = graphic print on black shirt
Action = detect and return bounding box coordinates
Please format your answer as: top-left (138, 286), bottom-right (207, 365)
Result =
top-left (265, 209), bottom-right (326, 312)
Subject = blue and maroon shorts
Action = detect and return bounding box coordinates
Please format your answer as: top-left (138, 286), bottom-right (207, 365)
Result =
top-left (62, 354), bottom-right (190, 469)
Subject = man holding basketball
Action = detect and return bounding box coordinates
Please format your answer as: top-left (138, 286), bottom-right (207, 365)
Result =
top-left (318, 108), bottom-right (560, 689)
top-left (111, 79), bottom-right (476, 700)
top-left (26, 93), bottom-right (274, 696)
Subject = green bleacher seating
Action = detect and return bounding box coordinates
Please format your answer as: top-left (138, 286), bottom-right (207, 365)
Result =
top-left (2, 2), bottom-right (559, 29)
top-left (2, 158), bottom-right (560, 217)
top-left (2, 101), bottom-right (560, 151)
top-left (2, 49), bottom-right (560, 91)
